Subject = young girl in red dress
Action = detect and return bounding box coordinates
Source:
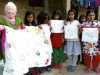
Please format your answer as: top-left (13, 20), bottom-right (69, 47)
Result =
top-left (81, 10), bottom-right (100, 73)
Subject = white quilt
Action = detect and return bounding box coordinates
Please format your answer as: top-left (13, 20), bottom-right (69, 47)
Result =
top-left (3, 26), bottom-right (52, 75)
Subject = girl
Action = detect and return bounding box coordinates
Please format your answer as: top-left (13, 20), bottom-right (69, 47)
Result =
top-left (23, 11), bottom-right (40, 75)
top-left (81, 10), bottom-right (100, 73)
top-left (50, 10), bottom-right (64, 69)
top-left (64, 9), bottom-right (81, 72)
top-left (24, 10), bottom-right (37, 26)
top-left (36, 11), bottom-right (52, 72)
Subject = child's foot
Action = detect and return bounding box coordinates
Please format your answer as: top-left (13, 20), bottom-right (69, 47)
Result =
top-left (38, 67), bottom-right (46, 73)
top-left (67, 65), bottom-right (76, 72)
top-left (52, 64), bottom-right (59, 69)
top-left (46, 66), bottom-right (52, 72)
top-left (58, 64), bottom-right (63, 69)
top-left (94, 68), bottom-right (100, 73)
top-left (71, 66), bottom-right (76, 72)
top-left (84, 68), bottom-right (91, 73)
top-left (67, 65), bottom-right (72, 72)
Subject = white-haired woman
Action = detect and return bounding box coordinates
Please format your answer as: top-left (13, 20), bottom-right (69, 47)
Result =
top-left (0, 1), bottom-right (24, 29)
top-left (0, 2), bottom-right (26, 75)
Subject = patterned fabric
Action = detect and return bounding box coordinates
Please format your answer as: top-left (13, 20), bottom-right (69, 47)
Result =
top-left (83, 42), bottom-right (100, 55)
top-left (80, 20), bottom-right (100, 28)
top-left (3, 26), bottom-right (52, 75)
top-left (64, 41), bottom-right (81, 55)
top-left (81, 21), bottom-right (100, 70)
top-left (83, 51), bottom-right (100, 69)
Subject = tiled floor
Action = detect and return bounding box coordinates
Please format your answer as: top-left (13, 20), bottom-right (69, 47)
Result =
top-left (41, 63), bottom-right (100, 75)
top-left (0, 65), bottom-right (4, 75)
top-left (0, 62), bottom-right (100, 75)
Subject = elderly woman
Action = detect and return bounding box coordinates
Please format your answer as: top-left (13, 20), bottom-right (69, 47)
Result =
top-left (0, 2), bottom-right (24, 29)
top-left (0, 2), bottom-right (26, 75)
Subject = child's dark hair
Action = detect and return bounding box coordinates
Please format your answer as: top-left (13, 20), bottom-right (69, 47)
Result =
top-left (86, 9), bottom-right (95, 16)
top-left (67, 9), bottom-right (77, 21)
top-left (52, 10), bottom-right (63, 20)
top-left (79, 14), bottom-right (86, 23)
top-left (68, 9), bottom-right (76, 15)
top-left (24, 10), bottom-right (37, 26)
top-left (37, 11), bottom-right (49, 25)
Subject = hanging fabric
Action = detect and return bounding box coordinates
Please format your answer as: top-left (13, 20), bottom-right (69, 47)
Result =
top-left (96, 0), bottom-right (100, 6)
top-left (79, 0), bottom-right (98, 8)
top-left (84, 0), bottom-right (98, 8)
top-left (71, 0), bottom-right (80, 8)
top-left (79, 0), bottom-right (84, 6)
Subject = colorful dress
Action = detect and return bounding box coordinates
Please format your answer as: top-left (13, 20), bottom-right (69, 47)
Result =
top-left (81, 21), bottom-right (100, 71)
top-left (50, 20), bottom-right (64, 65)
